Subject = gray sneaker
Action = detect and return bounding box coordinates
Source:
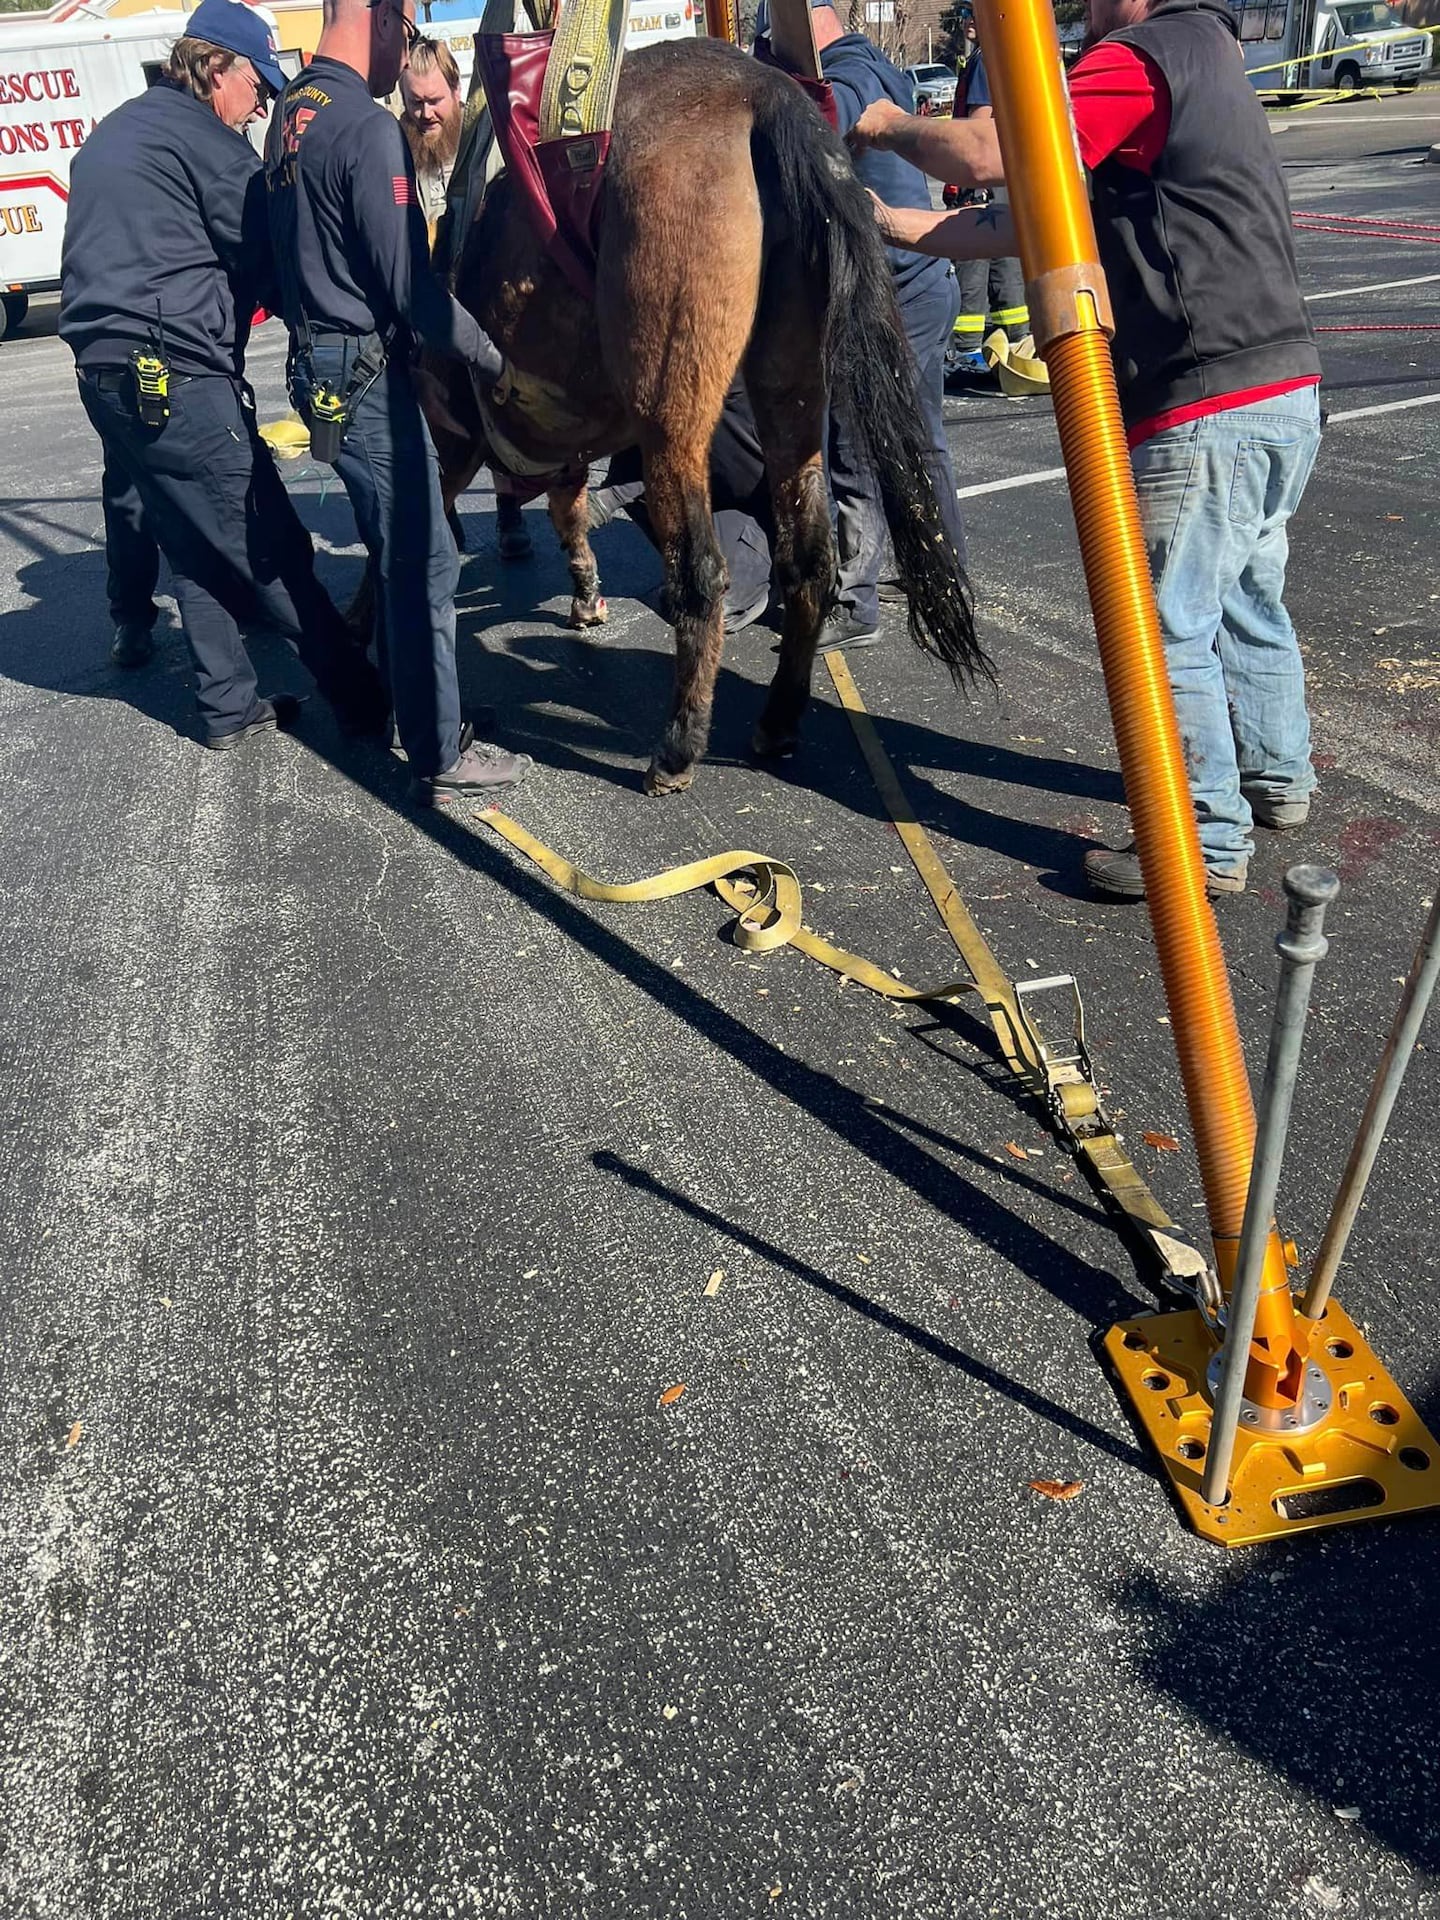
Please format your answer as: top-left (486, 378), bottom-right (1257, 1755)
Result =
top-left (409, 740), bottom-right (533, 806)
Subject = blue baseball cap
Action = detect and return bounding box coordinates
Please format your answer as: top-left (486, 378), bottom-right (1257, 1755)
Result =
top-left (184, 0), bottom-right (287, 94)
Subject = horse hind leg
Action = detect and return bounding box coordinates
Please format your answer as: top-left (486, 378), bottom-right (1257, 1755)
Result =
top-left (547, 476), bottom-right (608, 629)
top-left (743, 294), bottom-right (834, 760)
top-left (641, 449), bottom-right (728, 794)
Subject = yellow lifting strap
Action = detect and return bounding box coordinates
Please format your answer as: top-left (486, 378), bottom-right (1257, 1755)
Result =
top-left (538, 0), bottom-right (630, 141)
top-left (475, 655), bottom-right (1212, 1299)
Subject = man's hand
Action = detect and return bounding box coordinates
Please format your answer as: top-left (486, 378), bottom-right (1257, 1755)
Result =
top-left (848, 97), bottom-right (910, 156)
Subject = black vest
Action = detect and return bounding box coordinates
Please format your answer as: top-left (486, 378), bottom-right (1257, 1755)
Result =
top-left (1089, 0), bottom-right (1320, 427)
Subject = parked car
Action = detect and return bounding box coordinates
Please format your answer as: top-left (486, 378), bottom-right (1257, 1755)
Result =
top-left (905, 62), bottom-right (957, 112)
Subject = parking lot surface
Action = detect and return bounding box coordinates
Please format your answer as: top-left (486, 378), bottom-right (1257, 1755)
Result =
top-left (0, 82), bottom-right (1436, 1920)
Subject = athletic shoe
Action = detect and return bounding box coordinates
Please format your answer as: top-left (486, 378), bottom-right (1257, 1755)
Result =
top-left (204, 694), bottom-right (304, 751)
top-left (409, 740), bottom-right (533, 806)
top-left (110, 625), bottom-right (155, 668)
top-left (818, 607), bottom-right (881, 653)
top-left (1083, 842), bottom-right (1248, 901)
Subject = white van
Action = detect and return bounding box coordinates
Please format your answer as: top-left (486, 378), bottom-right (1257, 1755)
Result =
top-left (1240, 0), bottom-right (1432, 94)
top-left (0, 9), bottom-right (312, 341)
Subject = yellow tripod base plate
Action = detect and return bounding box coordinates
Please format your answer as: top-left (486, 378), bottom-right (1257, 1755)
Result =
top-left (1104, 1300), bottom-right (1440, 1546)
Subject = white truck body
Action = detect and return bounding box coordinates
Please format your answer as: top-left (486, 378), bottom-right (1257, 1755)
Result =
top-left (1240, 0), bottom-right (1432, 93)
top-left (0, 12), bottom-right (185, 307)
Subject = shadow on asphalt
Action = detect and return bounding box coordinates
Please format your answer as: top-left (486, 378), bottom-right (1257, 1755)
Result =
top-left (594, 1150), bottom-right (1149, 1471)
top-left (1114, 1486), bottom-right (1440, 1877)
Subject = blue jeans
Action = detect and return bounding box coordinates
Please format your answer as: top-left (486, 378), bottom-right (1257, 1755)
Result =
top-left (304, 349), bottom-right (462, 779)
top-left (1132, 386), bottom-right (1321, 872)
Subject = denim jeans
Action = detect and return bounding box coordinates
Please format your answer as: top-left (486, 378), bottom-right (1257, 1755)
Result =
top-left (1131, 386), bottom-right (1321, 872)
top-left (302, 349), bottom-right (462, 780)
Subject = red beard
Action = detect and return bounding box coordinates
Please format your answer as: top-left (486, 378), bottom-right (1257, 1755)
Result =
top-left (401, 108), bottom-right (462, 175)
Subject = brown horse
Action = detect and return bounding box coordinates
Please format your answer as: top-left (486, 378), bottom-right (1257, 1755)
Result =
top-left (421, 36), bottom-right (987, 794)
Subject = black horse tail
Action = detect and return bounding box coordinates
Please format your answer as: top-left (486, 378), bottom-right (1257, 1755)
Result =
top-left (750, 72), bottom-right (990, 685)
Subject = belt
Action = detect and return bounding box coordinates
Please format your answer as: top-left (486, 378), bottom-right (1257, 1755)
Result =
top-left (84, 366), bottom-right (194, 393)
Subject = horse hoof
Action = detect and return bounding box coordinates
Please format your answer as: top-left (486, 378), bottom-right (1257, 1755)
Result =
top-left (568, 595), bottom-right (608, 629)
top-left (644, 760), bottom-right (694, 796)
top-left (750, 726), bottom-right (798, 761)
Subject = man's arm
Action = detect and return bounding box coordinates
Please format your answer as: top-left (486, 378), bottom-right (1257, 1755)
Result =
top-left (848, 97), bottom-right (1004, 187)
top-left (349, 116), bottom-right (502, 376)
top-left (201, 140), bottom-right (280, 313)
top-left (870, 194), bottom-right (1015, 260)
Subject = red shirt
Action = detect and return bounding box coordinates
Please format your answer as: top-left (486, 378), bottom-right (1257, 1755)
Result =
top-left (1068, 40), bottom-right (1319, 445)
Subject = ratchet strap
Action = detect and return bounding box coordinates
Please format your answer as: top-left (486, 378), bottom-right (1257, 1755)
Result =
top-left (476, 656), bottom-right (1212, 1300)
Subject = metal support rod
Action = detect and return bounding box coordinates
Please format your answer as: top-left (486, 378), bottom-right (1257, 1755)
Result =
top-left (1302, 886), bottom-right (1440, 1322)
top-left (1202, 866), bottom-right (1340, 1508)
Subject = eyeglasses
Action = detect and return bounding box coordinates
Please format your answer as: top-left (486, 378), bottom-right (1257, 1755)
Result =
top-left (368, 0), bottom-right (421, 48)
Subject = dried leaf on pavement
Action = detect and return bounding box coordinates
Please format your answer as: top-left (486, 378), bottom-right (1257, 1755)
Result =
top-left (65, 1421), bottom-right (83, 1450)
top-left (1143, 1132), bottom-right (1181, 1152)
top-left (1003, 1141), bottom-right (1029, 1161)
top-left (659, 1383), bottom-right (686, 1407)
top-left (1028, 1477), bottom-right (1084, 1501)
top-left (704, 1270), bottom-right (724, 1299)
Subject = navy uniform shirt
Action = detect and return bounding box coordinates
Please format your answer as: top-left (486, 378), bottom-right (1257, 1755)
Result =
top-left (59, 82), bottom-right (272, 377)
top-left (820, 33), bottom-right (952, 302)
top-left (264, 56), bottom-right (487, 364)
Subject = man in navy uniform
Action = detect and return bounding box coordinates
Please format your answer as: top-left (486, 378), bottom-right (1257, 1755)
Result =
top-left (265, 0), bottom-right (530, 806)
top-left (60, 0), bottom-right (387, 749)
top-left (755, 0), bottom-right (968, 654)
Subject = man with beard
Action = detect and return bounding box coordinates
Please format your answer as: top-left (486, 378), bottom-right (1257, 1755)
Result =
top-left (399, 37), bottom-right (532, 561)
top-left (851, 0), bottom-right (1322, 902)
top-left (397, 36), bottom-right (463, 234)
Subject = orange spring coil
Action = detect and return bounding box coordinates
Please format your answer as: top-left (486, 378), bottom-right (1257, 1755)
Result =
top-left (1045, 329), bottom-right (1301, 1404)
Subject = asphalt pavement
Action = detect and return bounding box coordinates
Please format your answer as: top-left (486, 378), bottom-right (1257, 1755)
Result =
top-left (0, 83), bottom-right (1437, 1920)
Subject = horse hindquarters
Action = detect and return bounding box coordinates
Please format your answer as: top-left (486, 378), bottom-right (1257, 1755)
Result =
top-left (598, 106), bottom-right (764, 793)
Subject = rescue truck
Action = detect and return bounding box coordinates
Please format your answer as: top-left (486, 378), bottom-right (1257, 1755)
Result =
top-left (1240, 0), bottom-right (1433, 94)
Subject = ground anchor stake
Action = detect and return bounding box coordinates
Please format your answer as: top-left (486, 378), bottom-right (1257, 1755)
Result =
top-left (1106, 868), bottom-right (1440, 1544)
top-left (1201, 867), bottom-right (1338, 1510)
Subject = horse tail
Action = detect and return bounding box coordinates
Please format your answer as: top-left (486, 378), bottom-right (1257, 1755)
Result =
top-left (749, 78), bottom-right (989, 685)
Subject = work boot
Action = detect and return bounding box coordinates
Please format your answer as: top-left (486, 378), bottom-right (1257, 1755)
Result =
top-left (111, 624), bottom-right (155, 668)
top-left (1084, 842), bottom-right (1247, 902)
top-left (496, 495), bottom-right (533, 561)
top-left (409, 739), bottom-right (533, 806)
top-left (817, 606), bottom-right (880, 654)
top-left (204, 694), bottom-right (304, 752)
top-left (1245, 790), bottom-right (1311, 831)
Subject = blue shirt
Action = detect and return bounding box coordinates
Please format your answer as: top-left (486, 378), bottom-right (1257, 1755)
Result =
top-left (820, 33), bottom-right (953, 301)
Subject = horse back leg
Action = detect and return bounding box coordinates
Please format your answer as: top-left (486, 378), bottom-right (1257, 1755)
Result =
top-left (743, 277), bottom-right (834, 760)
top-left (599, 158), bottom-right (762, 794)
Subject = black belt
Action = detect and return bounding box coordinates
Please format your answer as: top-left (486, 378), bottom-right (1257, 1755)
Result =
top-left (85, 366), bottom-right (194, 393)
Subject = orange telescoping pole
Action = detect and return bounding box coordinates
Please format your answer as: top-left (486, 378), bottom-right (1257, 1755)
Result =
top-left (971, 0), bottom-right (1305, 1410)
